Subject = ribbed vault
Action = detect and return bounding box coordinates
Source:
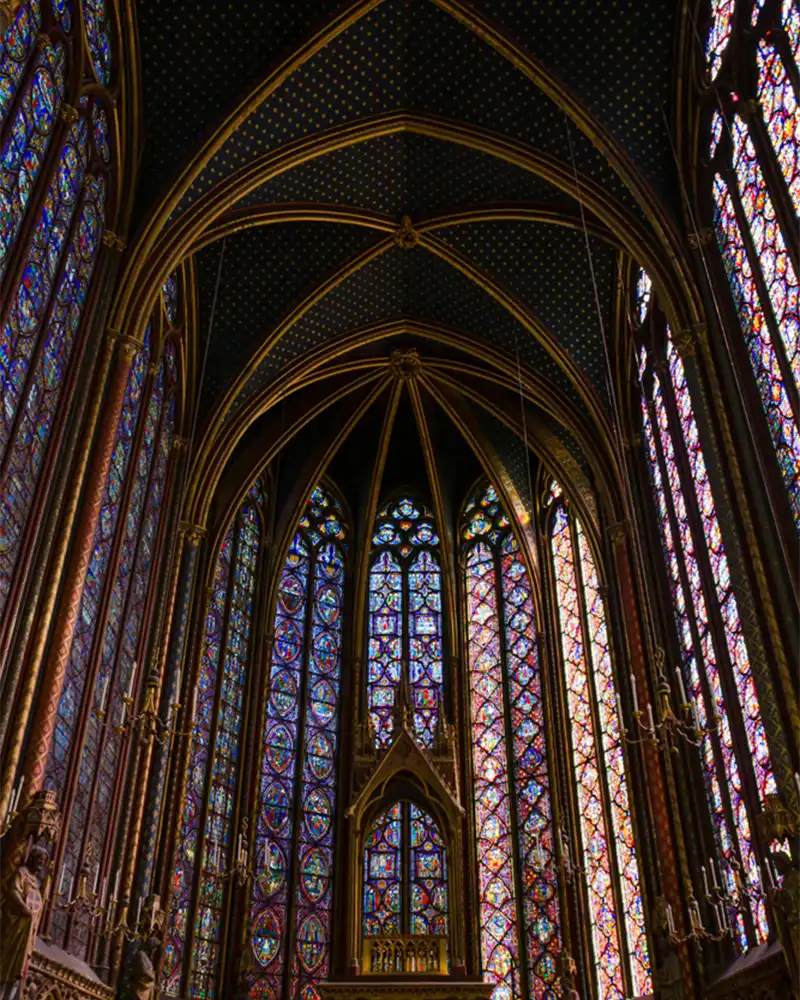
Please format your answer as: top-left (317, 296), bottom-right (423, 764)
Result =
top-left (119, 0), bottom-right (699, 535)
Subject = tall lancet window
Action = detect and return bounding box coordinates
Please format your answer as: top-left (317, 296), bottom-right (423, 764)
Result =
top-left (462, 484), bottom-right (559, 1000)
top-left (247, 485), bottom-right (346, 1000)
top-left (45, 326), bottom-right (178, 957)
top-left (0, 94), bottom-right (110, 619)
top-left (367, 498), bottom-right (444, 749)
top-left (547, 487), bottom-right (650, 1000)
top-left (706, 1), bottom-right (800, 528)
top-left (637, 291), bottom-right (777, 950)
top-left (163, 482), bottom-right (266, 999)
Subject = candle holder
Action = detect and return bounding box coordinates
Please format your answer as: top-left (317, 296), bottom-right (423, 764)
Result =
top-left (202, 821), bottom-right (254, 889)
top-left (620, 662), bottom-right (720, 754)
top-left (664, 885), bottom-right (731, 946)
top-left (98, 668), bottom-right (196, 746)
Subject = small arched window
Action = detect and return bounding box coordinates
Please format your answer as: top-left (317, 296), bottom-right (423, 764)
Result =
top-left (367, 497), bottom-right (444, 749)
top-left (462, 484), bottom-right (559, 1000)
top-left (362, 801), bottom-right (449, 942)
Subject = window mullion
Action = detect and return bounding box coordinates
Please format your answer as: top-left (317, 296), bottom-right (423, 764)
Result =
top-left (282, 534), bottom-right (317, 1000)
top-left (662, 356), bottom-right (759, 816)
top-left (642, 383), bottom-right (756, 941)
top-left (720, 163), bottom-right (800, 411)
top-left (740, 103), bottom-right (800, 279)
top-left (492, 545), bottom-right (532, 1000)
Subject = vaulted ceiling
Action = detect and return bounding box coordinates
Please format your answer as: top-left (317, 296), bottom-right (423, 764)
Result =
top-left (125, 0), bottom-right (695, 536)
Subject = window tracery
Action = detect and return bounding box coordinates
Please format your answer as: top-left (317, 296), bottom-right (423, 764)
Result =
top-left (462, 485), bottom-right (559, 1000)
top-left (0, 0), bottom-right (41, 123)
top-left (367, 498), bottom-right (444, 750)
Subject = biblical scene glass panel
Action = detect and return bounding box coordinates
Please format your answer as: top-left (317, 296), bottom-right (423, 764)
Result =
top-left (248, 485), bottom-right (346, 1000)
top-left (164, 484), bottom-right (266, 998)
top-left (367, 497), bottom-right (443, 749)
top-left (548, 492), bottom-right (650, 1000)
top-left (462, 484), bottom-right (559, 1000)
top-left (637, 310), bottom-right (778, 948)
top-left (706, 0), bottom-right (800, 529)
top-left (362, 800), bottom-right (449, 967)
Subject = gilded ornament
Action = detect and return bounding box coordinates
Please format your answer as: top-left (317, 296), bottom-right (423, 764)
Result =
top-left (392, 215), bottom-right (420, 249)
top-left (59, 103), bottom-right (80, 126)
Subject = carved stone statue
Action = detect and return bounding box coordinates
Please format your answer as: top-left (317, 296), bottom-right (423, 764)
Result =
top-left (0, 846), bottom-right (48, 999)
top-left (772, 851), bottom-right (800, 995)
top-left (132, 930), bottom-right (162, 1000)
top-left (653, 932), bottom-right (684, 1000)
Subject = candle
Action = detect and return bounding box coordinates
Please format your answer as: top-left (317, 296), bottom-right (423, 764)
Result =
top-left (701, 865), bottom-right (710, 897)
top-left (709, 857), bottom-right (720, 890)
top-left (93, 864), bottom-right (100, 896)
top-left (59, 866), bottom-right (67, 895)
top-left (14, 775), bottom-right (24, 812)
top-left (691, 696), bottom-right (700, 731)
top-left (136, 898), bottom-right (143, 926)
top-left (101, 876), bottom-right (108, 907)
top-left (126, 662), bottom-right (137, 700)
top-left (151, 903), bottom-right (156, 930)
top-left (190, 687), bottom-right (198, 722)
top-left (764, 858), bottom-right (776, 892)
top-left (100, 675), bottom-right (110, 712)
top-left (630, 673), bottom-right (639, 713)
top-left (666, 903), bottom-right (675, 935)
top-left (674, 667), bottom-right (687, 705)
top-left (119, 702), bottom-right (126, 728)
top-left (646, 702), bottom-right (655, 734)
top-left (712, 902), bottom-right (724, 935)
top-left (615, 694), bottom-right (625, 735)
top-left (794, 772), bottom-right (800, 804)
top-left (689, 899), bottom-right (702, 931)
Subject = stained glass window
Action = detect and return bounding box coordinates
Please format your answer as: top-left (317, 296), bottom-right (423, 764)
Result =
top-left (707, 1), bottom-right (800, 530)
top-left (367, 498), bottom-right (443, 749)
top-left (362, 801), bottom-right (449, 941)
top-left (705, 0), bottom-right (736, 80)
top-left (247, 485), bottom-right (345, 1000)
top-left (0, 0), bottom-right (41, 125)
top-left (81, 0), bottom-right (113, 84)
top-left (635, 268), bottom-right (652, 325)
top-left (0, 172), bottom-right (106, 615)
top-left (638, 329), bottom-right (777, 947)
top-left (165, 484), bottom-right (265, 999)
top-left (0, 37), bottom-right (64, 279)
top-left (48, 332), bottom-right (180, 958)
top-left (163, 273), bottom-right (179, 326)
top-left (462, 484), bottom-right (559, 1000)
top-left (549, 495), bottom-right (650, 1000)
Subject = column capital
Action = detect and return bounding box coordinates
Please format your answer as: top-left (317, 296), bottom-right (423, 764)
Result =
top-left (59, 102), bottom-right (80, 126)
top-left (102, 230), bottom-right (127, 252)
top-left (178, 521), bottom-right (206, 546)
